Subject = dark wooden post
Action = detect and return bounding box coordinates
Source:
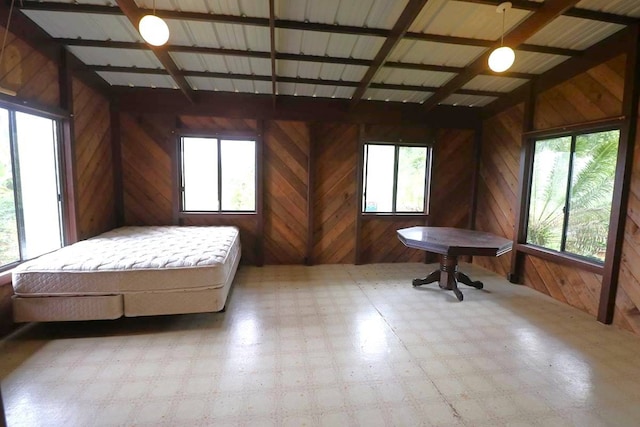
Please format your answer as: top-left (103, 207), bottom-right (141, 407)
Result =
top-left (598, 24), bottom-right (640, 324)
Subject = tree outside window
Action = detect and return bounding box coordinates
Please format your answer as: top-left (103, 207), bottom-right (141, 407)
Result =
top-left (526, 129), bottom-right (619, 262)
top-left (362, 143), bottom-right (431, 214)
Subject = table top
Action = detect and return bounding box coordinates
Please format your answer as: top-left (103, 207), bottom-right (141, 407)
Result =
top-left (397, 226), bottom-right (513, 257)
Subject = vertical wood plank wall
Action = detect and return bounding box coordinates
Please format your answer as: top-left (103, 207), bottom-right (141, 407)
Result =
top-left (476, 55), bottom-right (629, 324)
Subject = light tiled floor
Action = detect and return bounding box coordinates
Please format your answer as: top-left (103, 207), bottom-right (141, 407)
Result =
top-left (2, 262), bottom-right (640, 426)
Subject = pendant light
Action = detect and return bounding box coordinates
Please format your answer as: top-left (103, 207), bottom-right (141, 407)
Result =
top-left (139, 0), bottom-right (170, 46)
top-left (488, 2), bottom-right (515, 73)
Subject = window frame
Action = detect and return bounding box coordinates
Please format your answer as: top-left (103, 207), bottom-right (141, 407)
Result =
top-left (178, 132), bottom-right (258, 215)
top-left (361, 141), bottom-right (433, 216)
top-left (0, 106), bottom-right (67, 272)
top-left (522, 124), bottom-right (621, 266)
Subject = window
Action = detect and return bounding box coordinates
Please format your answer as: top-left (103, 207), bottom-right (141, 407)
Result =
top-left (0, 107), bottom-right (64, 269)
top-left (180, 136), bottom-right (256, 212)
top-left (362, 143), bottom-right (431, 213)
top-left (526, 129), bottom-right (619, 262)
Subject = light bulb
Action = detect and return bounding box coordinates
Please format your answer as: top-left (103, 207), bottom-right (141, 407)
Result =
top-left (488, 46), bottom-right (515, 73)
top-left (139, 14), bottom-right (170, 46)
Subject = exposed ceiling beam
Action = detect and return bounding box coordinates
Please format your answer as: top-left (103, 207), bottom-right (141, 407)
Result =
top-left (20, 2), bottom-right (582, 57)
top-left (404, 32), bottom-right (579, 56)
top-left (483, 27), bottom-right (632, 116)
top-left (350, 0), bottom-right (430, 106)
top-left (89, 65), bottom-right (506, 98)
top-left (114, 0), bottom-right (195, 103)
top-left (58, 38), bottom-right (538, 80)
top-left (422, 0), bottom-right (582, 113)
top-left (113, 88), bottom-right (483, 128)
top-left (459, 0), bottom-right (640, 25)
top-left (268, 0), bottom-right (277, 106)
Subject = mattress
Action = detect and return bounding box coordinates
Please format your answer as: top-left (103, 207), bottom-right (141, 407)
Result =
top-left (12, 226), bottom-right (240, 297)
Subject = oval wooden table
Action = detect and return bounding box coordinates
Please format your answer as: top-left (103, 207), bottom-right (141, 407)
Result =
top-left (397, 226), bottom-right (513, 301)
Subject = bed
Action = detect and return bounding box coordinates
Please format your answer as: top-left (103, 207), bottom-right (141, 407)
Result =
top-left (11, 225), bottom-right (241, 322)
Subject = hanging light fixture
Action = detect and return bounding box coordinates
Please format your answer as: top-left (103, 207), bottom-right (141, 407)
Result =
top-left (488, 2), bottom-right (515, 73)
top-left (139, 0), bottom-right (170, 46)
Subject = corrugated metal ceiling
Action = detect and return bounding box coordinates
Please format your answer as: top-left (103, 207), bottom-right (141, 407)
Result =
top-left (14, 0), bottom-right (640, 110)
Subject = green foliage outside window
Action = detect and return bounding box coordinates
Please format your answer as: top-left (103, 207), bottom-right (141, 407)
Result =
top-left (526, 129), bottom-right (619, 261)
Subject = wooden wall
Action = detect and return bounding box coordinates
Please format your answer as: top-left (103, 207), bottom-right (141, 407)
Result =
top-left (312, 123), bottom-right (359, 264)
top-left (117, 114), bottom-right (473, 265)
top-left (0, 27), bottom-right (116, 333)
top-left (475, 55), bottom-right (626, 322)
top-left (264, 120), bottom-right (309, 264)
top-left (617, 97), bottom-right (640, 335)
top-left (0, 28), bottom-right (59, 107)
top-left (474, 104), bottom-right (523, 277)
top-left (73, 78), bottom-right (116, 239)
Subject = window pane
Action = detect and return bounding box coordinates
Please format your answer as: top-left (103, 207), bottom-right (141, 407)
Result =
top-left (15, 112), bottom-right (62, 259)
top-left (220, 140), bottom-right (255, 211)
top-left (565, 130), bottom-right (619, 261)
top-left (182, 137), bottom-right (218, 211)
top-left (0, 108), bottom-right (19, 265)
top-left (527, 137), bottom-right (571, 251)
top-left (363, 144), bottom-right (395, 212)
top-left (396, 146), bottom-right (427, 212)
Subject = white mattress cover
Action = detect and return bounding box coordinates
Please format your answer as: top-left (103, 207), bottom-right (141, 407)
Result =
top-left (12, 226), bottom-right (240, 296)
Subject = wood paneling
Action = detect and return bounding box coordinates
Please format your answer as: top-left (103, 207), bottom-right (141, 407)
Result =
top-left (178, 116), bottom-right (257, 132)
top-left (312, 123), bottom-right (358, 264)
top-left (474, 104), bottom-right (523, 276)
top-left (523, 255), bottom-right (602, 317)
top-left (0, 29), bottom-right (59, 107)
top-left (534, 55), bottom-right (625, 130)
top-left (360, 218), bottom-right (425, 263)
top-left (617, 111), bottom-right (640, 335)
top-left (73, 78), bottom-right (115, 239)
top-left (477, 55), bottom-right (628, 322)
top-left (263, 120), bottom-right (309, 264)
top-left (120, 113), bottom-right (174, 225)
top-left (430, 129), bottom-right (475, 229)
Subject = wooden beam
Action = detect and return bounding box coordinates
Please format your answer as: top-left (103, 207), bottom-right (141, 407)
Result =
top-left (58, 48), bottom-right (79, 245)
top-left (423, 0), bottom-right (581, 113)
top-left (404, 32), bottom-right (580, 57)
top-left (484, 27), bottom-right (631, 117)
top-left (113, 88), bottom-right (482, 128)
top-left (460, 0), bottom-right (639, 25)
top-left (599, 24), bottom-right (640, 324)
top-left (350, 0), bottom-right (429, 106)
top-left (256, 120), bottom-right (265, 267)
top-left (88, 65), bottom-right (506, 97)
top-left (508, 82), bottom-right (535, 284)
top-left (60, 38), bottom-right (539, 79)
top-left (115, 0), bottom-right (195, 103)
top-left (268, 0), bottom-right (277, 107)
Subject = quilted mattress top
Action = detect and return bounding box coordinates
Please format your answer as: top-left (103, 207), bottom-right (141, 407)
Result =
top-left (13, 226), bottom-right (239, 273)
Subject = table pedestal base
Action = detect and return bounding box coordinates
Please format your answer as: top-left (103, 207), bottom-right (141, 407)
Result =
top-left (412, 255), bottom-right (483, 301)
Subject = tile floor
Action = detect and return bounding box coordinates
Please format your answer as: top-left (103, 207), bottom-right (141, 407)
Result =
top-left (1, 263), bottom-right (640, 426)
